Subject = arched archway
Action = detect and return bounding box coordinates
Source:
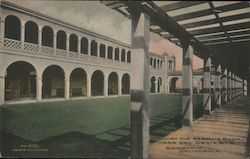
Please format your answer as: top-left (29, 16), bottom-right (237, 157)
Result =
top-left (122, 73), bottom-right (130, 94)
top-left (91, 70), bottom-right (104, 96)
top-left (115, 48), bottom-right (119, 60)
top-left (91, 40), bottom-right (97, 56)
top-left (158, 77), bottom-right (162, 93)
top-left (42, 26), bottom-right (53, 47)
top-left (108, 72), bottom-right (118, 95)
top-left (5, 61), bottom-right (36, 101)
top-left (42, 65), bottom-right (65, 98)
top-left (150, 76), bottom-right (156, 93)
top-left (169, 77), bottom-right (180, 93)
top-left (5, 15), bottom-right (21, 40)
top-left (25, 21), bottom-right (38, 44)
top-left (69, 34), bottom-right (78, 52)
top-left (57, 30), bottom-right (66, 50)
top-left (108, 46), bottom-right (113, 59)
top-left (127, 51), bottom-right (131, 63)
top-left (81, 37), bottom-right (88, 54)
top-left (70, 68), bottom-right (87, 97)
top-left (100, 44), bottom-right (106, 58)
top-left (121, 49), bottom-right (126, 62)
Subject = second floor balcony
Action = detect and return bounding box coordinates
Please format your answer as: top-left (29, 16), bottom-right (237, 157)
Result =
top-left (0, 15), bottom-right (131, 69)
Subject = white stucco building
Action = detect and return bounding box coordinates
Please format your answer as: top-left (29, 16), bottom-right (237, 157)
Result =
top-left (0, 1), bottom-right (178, 105)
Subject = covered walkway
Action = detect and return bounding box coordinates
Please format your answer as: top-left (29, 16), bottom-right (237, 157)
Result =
top-left (150, 96), bottom-right (250, 159)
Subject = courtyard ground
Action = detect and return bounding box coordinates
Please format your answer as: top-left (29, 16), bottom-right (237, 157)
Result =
top-left (1, 94), bottom-right (203, 158)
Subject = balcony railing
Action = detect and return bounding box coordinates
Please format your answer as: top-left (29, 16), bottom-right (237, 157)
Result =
top-left (2, 38), bottom-right (130, 69)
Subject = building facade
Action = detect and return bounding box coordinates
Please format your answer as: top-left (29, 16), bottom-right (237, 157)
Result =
top-left (0, 2), bottom-right (176, 105)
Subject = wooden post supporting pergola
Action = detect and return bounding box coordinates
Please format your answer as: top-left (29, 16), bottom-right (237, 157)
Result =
top-left (101, 1), bottom-right (250, 157)
top-left (130, 8), bottom-right (150, 158)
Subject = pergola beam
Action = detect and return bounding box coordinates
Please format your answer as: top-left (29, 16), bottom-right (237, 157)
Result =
top-left (204, 36), bottom-right (250, 45)
top-left (190, 22), bottom-right (250, 36)
top-left (182, 13), bottom-right (250, 29)
top-left (173, 2), bottom-right (249, 21)
top-left (161, 1), bottom-right (207, 12)
top-left (196, 30), bottom-right (250, 41)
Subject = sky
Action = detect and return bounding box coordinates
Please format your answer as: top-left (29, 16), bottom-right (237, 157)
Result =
top-left (7, 0), bottom-right (203, 70)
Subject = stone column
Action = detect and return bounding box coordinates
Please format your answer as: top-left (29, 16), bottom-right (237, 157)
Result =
top-left (182, 42), bottom-right (193, 130)
top-left (0, 75), bottom-right (5, 106)
top-left (243, 79), bottom-right (247, 96)
top-left (118, 75), bottom-right (122, 96)
top-left (38, 26), bottom-right (42, 53)
top-left (77, 38), bottom-right (81, 54)
top-left (53, 33), bottom-right (57, 53)
top-left (64, 78), bottom-right (70, 99)
top-left (36, 76), bottom-right (42, 102)
top-left (21, 23), bottom-right (25, 49)
top-left (227, 71), bottom-right (232, 101)
top-left (130, 11), bottom-right (150, 158)
top-left (0, 19), bottom-right (5, 48)
top-left (97, 43), bottom-right (100, 58)
top-left (154, 81), bottom-right (158, 93)
top-left (88, 39), bottom-right (91, 56)
top-left (66, 34), bottom-right (69, 56)
top-left (222, 69), bottom-right (228, 104)
top-left (215, 64), bottom-right (221, 108)
top-left (104, 77), bottom-right (108, 97)
top-left (203, 57), bottom-right (211, 114)
top-left (87, 74), bottom-right (91, 97)
top-left (232, 73), bottom-right (235, 99)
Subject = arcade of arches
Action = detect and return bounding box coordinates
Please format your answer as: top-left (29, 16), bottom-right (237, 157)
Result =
top-left (4, 61), bottom-right (130, 101)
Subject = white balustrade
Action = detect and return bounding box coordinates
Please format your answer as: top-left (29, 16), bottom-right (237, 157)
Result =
top-left (98, 57), bottom-right (106, 64)
top-left (79, 53), bottom-right (89, 63)
top-left (4, 38), bottom-right (21, 49)
top-left (69, 51), bottom-right (79, 59)
top-left (56, 48), bottom-right (67, 57)
top-left (2, 38), bottom-right (131, 69)
top-left (41, 46), bottom-right (54, 56)
top-left (24, 42), bottom-right (39, 52)
top-left (90, 56), bottom-right (98, 63)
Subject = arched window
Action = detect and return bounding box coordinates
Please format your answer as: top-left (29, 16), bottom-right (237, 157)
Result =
top-left (121, 49), bottom-right (126, 62)
top-left (69, 34), bottom-right (78, 52)
top-left (154, 59), bottom-right (156, 68)
top-left (157, 59), bottom-right (160, 68)
top-left (100, 44), bottom-right (106, 58)
top-left (115, 47), bottom-right (119, 61)
top-left (127, 51), bottom-right (131, 63)
top-left (150, 57), bottom-right (153, 66)
top-left (91, 40), bottom-right (97, 56)
top-left (81, 37), bottom-right (88, 54)
top-left (42, 26), bottom-right (53, 47)
top-left (25, 21), bottom-right (38, 44)
top-left (108, 46), bottom-right (113, 59)
top-left (5, 15), bottom-right (21, 40)
top-left (57, 30), bottom-right (66, 50)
